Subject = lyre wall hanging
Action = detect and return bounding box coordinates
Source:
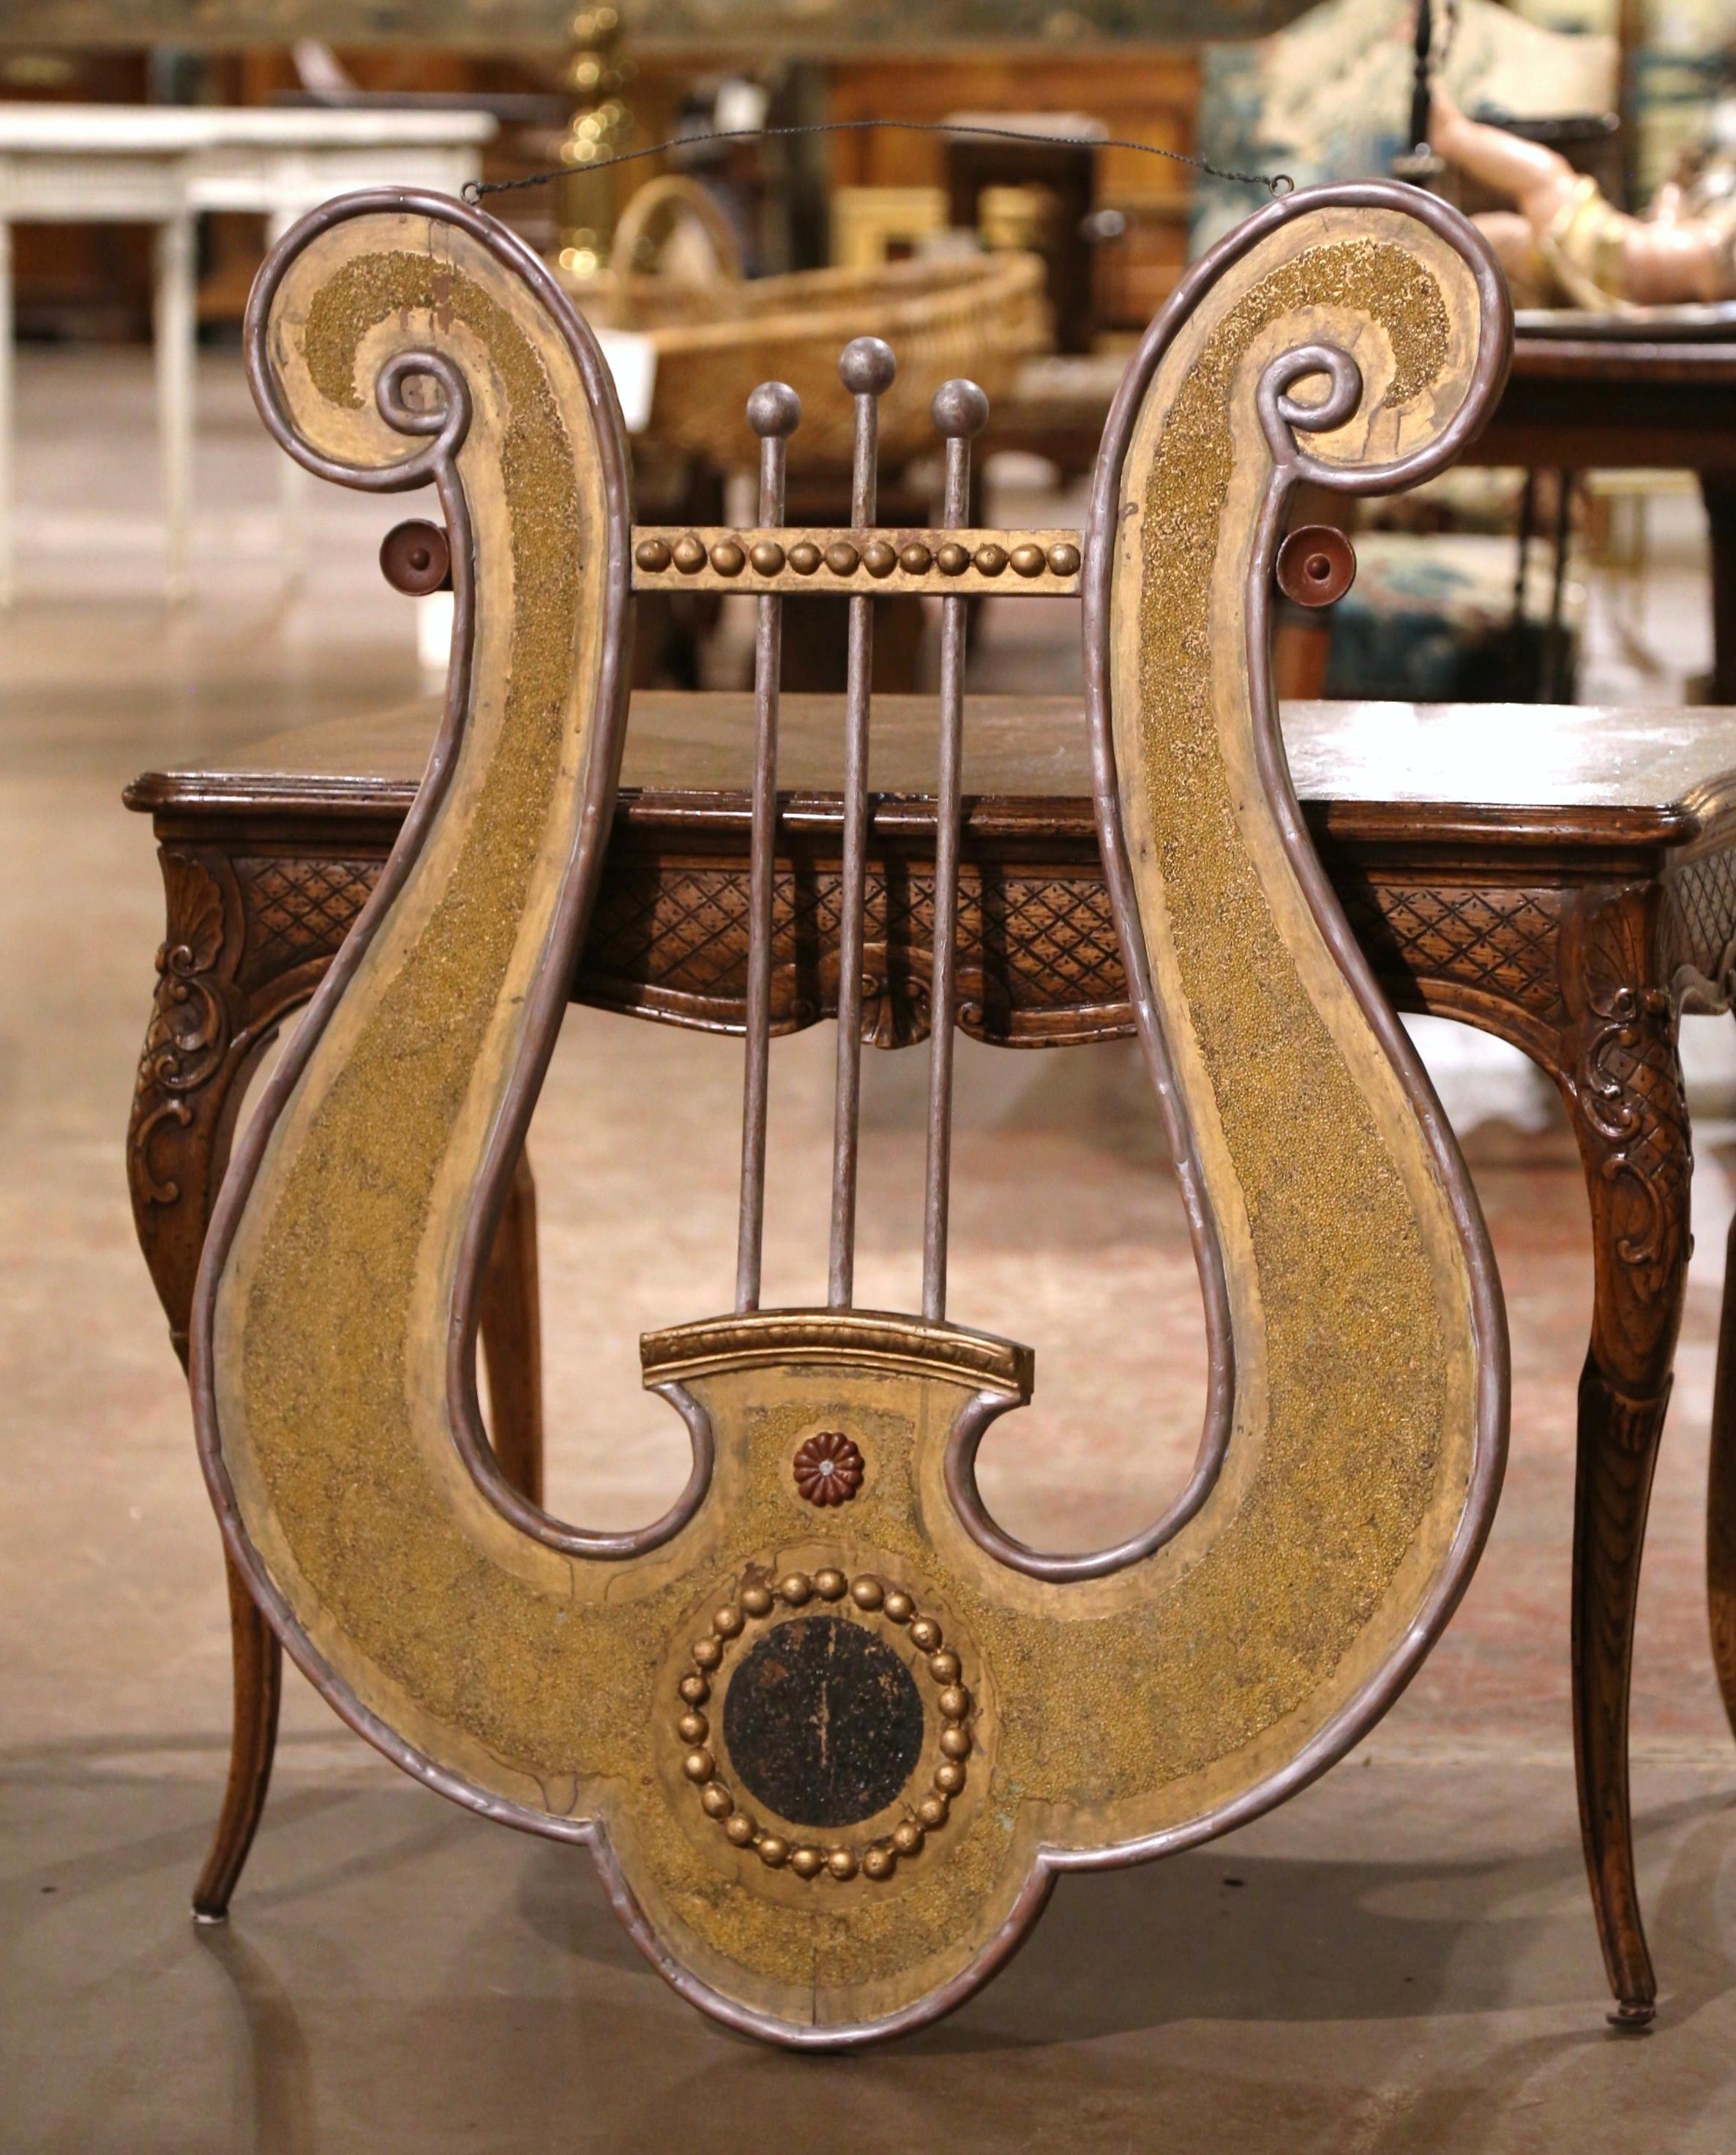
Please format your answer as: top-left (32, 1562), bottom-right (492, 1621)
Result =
top-left (194, 176), bottom-right (1511, 2045)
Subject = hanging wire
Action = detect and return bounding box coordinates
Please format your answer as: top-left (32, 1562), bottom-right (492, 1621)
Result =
top-left (463, 117), bottom-right (1292, 206)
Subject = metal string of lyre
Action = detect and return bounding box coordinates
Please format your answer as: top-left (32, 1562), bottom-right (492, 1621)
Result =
top-left (643, 345), bottom-right (1084, 1327)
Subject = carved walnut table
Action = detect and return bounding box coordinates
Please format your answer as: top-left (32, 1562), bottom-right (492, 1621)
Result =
top-left (127, 687), bottom-right (1736, 2025)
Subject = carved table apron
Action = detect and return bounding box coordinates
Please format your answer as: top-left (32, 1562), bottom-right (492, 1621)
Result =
top-left (127, 687), bottom-right (1736, 2023)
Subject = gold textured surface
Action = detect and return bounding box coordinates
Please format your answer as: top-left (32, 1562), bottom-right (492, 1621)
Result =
top-left (1113, 235), bottom-right (1455, 1730)
top-left (230, 236), bottom-right (620, 1771)
top-left (212, 213), bottom-right (1487, 2026)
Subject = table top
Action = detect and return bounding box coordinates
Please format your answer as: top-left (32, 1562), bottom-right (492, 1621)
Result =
top-left (127, 692), bottom-right (1736, 851)
top-left (0, 102), bottom-right (498, 152)
top-left (1009, 339), bottom-right (1736, 419)
top-left (997, 337), bottom-right (1736, 478)
top-left (1515, 301), bottom-right (1736, 342)
top-left (1505, 337), bottom-right (1736, 384)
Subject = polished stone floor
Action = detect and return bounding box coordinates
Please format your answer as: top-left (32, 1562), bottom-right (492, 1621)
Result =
top-left (5, 348), bottom-right (1736, 2151)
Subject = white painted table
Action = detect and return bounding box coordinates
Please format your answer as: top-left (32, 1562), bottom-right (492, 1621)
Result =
top-left (0, 105), bottom-right (497, 600)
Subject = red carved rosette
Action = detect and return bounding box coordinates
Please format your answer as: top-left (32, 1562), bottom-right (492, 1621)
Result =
top-left (792, 1430), bottom-right (864, 1506)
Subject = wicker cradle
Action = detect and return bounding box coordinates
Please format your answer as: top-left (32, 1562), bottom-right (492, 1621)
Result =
top-left (563, 250), bottom-right (1052, 466)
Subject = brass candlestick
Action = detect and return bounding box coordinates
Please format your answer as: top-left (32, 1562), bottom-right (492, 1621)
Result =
top-left (556, 5), bottom-right (634, 275)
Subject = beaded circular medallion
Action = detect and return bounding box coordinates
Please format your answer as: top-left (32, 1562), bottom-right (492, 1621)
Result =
top-left (674, 1566), bottom-right (973, 1884)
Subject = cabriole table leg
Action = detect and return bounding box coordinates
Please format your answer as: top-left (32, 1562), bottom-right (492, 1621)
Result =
top-left (192, 1558), bottom-right (283, 1921)
top-left (1382, 868), bottom-right (1690, 2027)
top-left (127, 845), bottom-right (288, 1917)
top-left (1706, 1168), bottom-right (1736, 1744)
top-left (129, 840), bottom-right (551, 1908)
top-left (1558, 887), bottom-right (1692, 2025)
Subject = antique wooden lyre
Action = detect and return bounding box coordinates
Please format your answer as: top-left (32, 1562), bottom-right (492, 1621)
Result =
top-left (194, 179), bottom-right (1512, 2044)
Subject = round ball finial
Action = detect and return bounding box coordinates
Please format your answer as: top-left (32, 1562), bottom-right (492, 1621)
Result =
top-left (838, 336), bottom-right (897, 397)
top-left (746, 380), bottom-right (801, 439)
top-left (932, 378), bottom-right (989, 440)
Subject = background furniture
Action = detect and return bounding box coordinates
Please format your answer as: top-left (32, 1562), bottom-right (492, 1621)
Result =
top-left (1189, 0), bottom-right (1619, 257)
top-left (0, 102), bottom-right (495, 600)
top-left (942, 113), bottom-right (1103, 352)
top-left (0, 0), bottom-right (1673, 342)
top-left (1484, 337), bottom-right (1736, 706)
top-left (989, 332), bottom-right (1736, 701)
top-left (126, 688), bottom-right (1735, 2023)
top-left (826, 52), bottom-right (1199, 332)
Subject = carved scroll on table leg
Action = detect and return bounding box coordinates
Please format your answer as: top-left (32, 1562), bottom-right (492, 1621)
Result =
top-left (128, 850), bottom-right (247, 1363)
top-left (130, 830), bottom-right (550, 1909)
top-left (1352, 866), bottom-right (1690, 2023)
top-left (1560, 886), bottom-right (1691, 2025)
top-left (127, 844), bottom-right (292, 1919)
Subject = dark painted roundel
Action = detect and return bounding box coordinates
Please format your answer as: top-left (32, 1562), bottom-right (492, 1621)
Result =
top-left (721, 1615), bottom-right (925, 1829)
